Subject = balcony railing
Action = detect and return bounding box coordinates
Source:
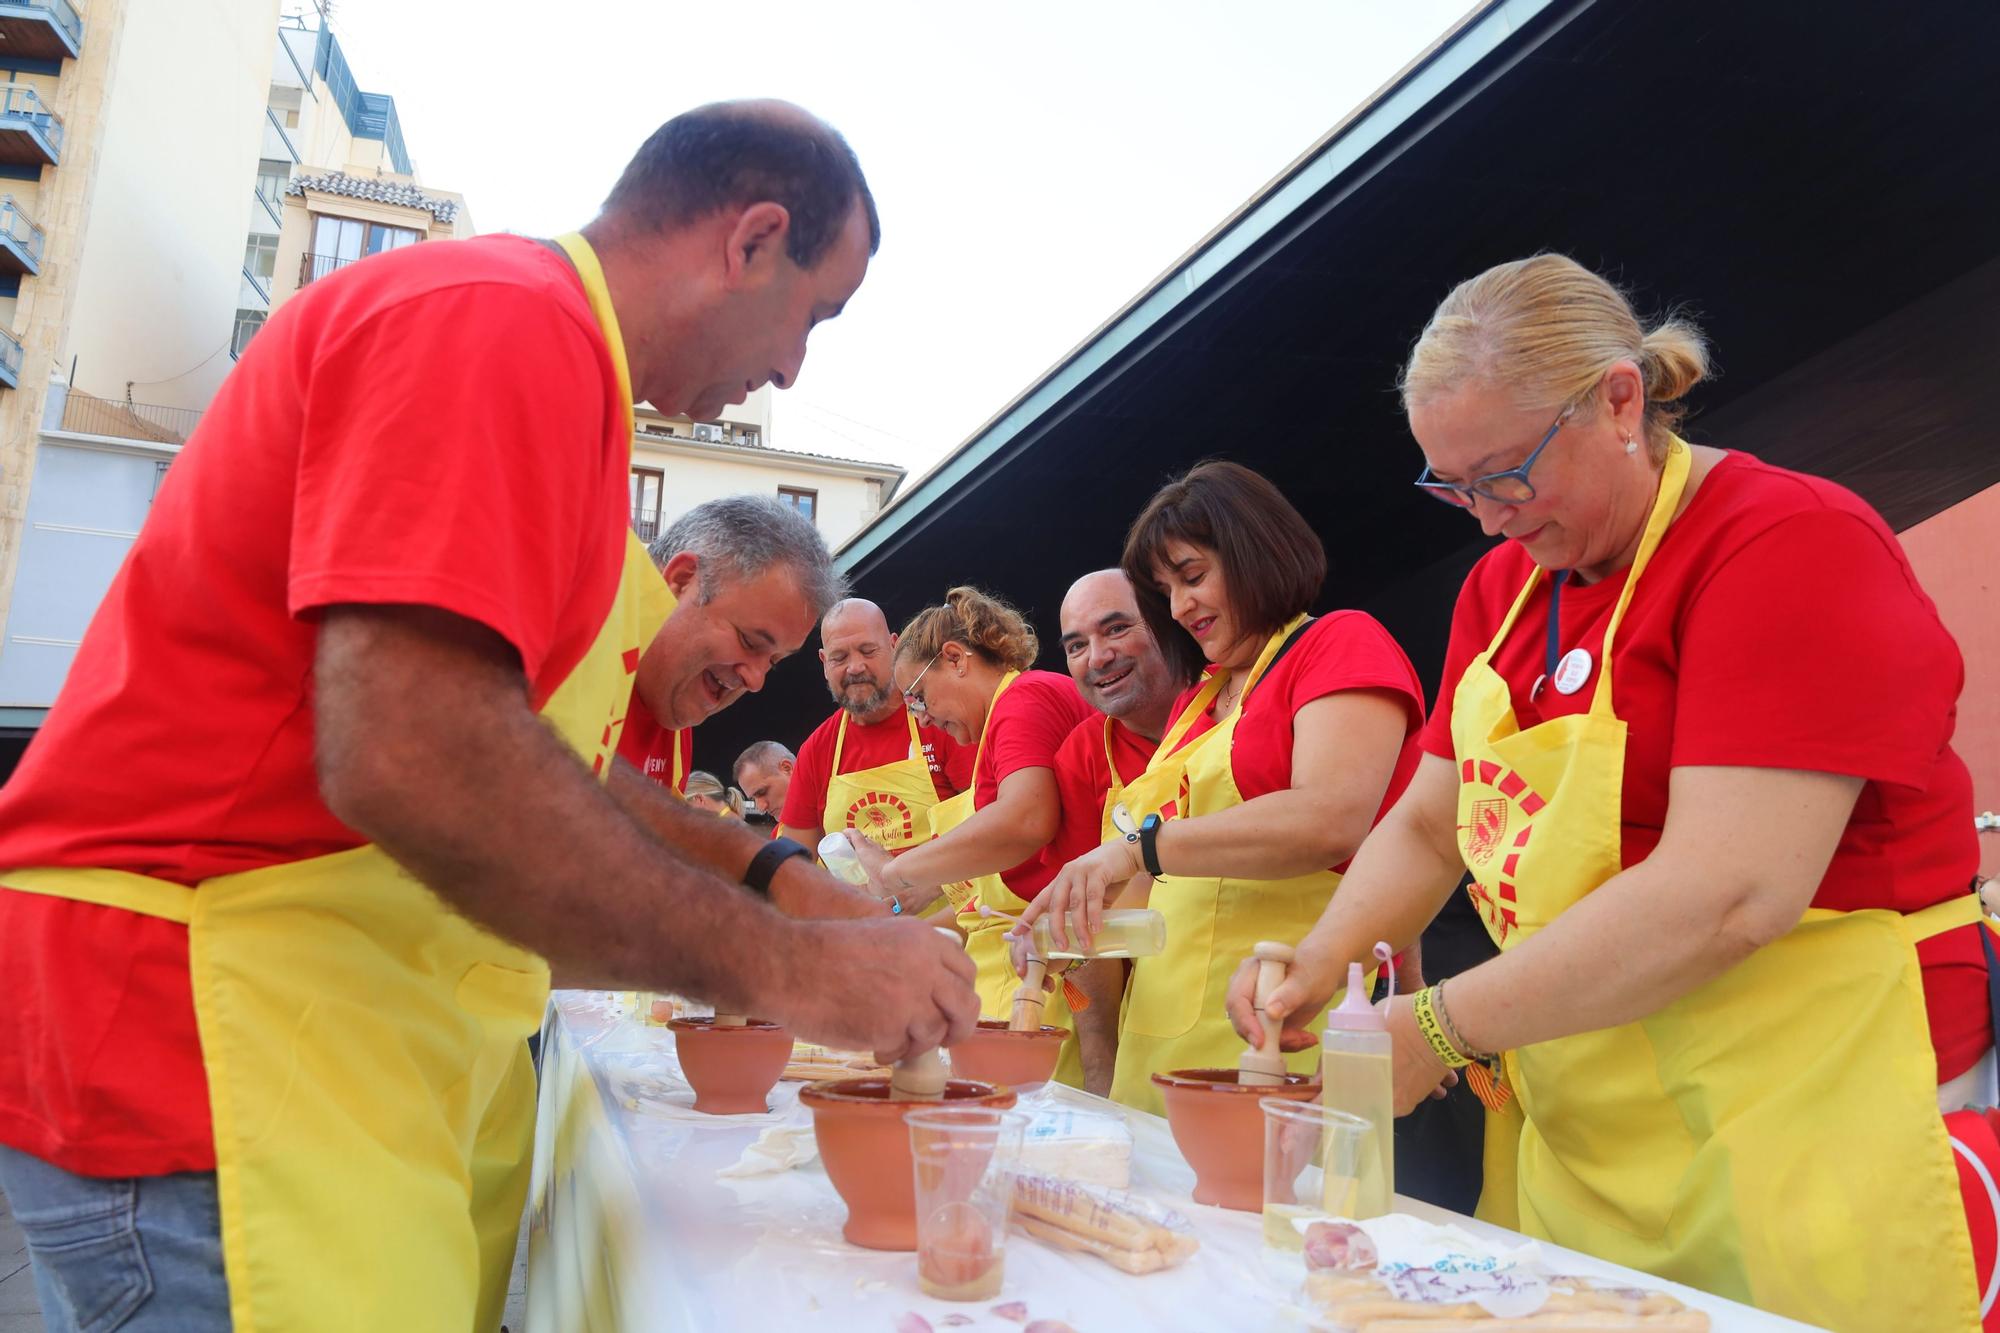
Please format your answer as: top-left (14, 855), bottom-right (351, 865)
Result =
top-left (0, 325), bottom-right (22, 390)
top-left (0, 193), bottom-right (43, 274)
top-left (298, 251), bottom-right (362, 287)
top-left (59, 388), bottom-right (202, 445)
top-left (241, 264), bottom-right (270, 304)
top-left (632, 508), bottom-right (662, 542)
top-left (263, 105), bottom-right (298, 163)
top-left (253, 185), bottom-right (283, 229)
top-left (0, 83), bottom-right (64, 164)
top-left (0, 1), bottom-right (84, 61)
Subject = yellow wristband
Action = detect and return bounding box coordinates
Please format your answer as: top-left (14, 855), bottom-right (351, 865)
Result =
top-left (1412, 986), bottom-right (1472, 1069)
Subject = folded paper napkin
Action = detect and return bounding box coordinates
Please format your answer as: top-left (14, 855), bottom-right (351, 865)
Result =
top-left (718, 1120), bottom-right (820, 1178)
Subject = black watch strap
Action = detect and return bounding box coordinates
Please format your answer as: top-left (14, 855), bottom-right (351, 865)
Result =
top-left (743, 837), bottom-right (810, 900)
top-left (1138, 813), bottom-right (1166, 880)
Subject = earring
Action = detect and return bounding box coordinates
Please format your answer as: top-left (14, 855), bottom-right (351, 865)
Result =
top-left (1623, 434), bottom-right (1639, 456)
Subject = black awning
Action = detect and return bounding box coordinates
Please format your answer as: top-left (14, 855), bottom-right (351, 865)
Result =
top-left (692, 0), bottom-right (2000, 777)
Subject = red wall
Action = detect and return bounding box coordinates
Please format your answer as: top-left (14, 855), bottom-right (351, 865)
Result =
top-left (1901, 482), bottom-right (2000, 876)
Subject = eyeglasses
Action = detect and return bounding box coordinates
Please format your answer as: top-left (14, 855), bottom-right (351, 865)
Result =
top-left (901, 650), bottom-right (943, 716)
top-left (1414, 406), bottom-right (1573, 508)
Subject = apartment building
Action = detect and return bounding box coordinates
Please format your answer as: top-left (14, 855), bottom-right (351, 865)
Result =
top-left (629, 389), bottom-right (907, 549)
top-left (0, 2), bottom-right (470, 773)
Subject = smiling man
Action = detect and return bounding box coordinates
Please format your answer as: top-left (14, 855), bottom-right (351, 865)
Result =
top-left (617, 497), bottom-right (836, 791)
top-left (1037, 568), bottom-right (1192, 1091)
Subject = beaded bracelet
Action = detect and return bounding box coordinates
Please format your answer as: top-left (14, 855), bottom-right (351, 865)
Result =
top-left (1433, 978), bottom-right (1494, 1064)
top-left (1411, 985), bottom-right (1472, 1069)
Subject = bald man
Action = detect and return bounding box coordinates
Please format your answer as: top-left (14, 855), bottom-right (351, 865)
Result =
top-left (778, 598), bottom-right (968, 851)
top-left (1039, 569), bottom-right (1193, 1092)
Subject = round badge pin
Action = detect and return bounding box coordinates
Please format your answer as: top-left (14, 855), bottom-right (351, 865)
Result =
top-left (1552, 648), bottom-right (1593, 695)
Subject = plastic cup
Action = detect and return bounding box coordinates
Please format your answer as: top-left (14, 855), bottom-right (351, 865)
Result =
top-left (1260, 1098), bottom-right (1371, 1250)
top-left (905, 1107), bottom-right (1026, 1300)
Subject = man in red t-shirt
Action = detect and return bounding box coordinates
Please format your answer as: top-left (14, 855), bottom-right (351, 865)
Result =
top-left (613, 494), bottom-right (838, 795)
top-left (1039, 570), bottom-right (1193, 1091)
top-left (0, 101), bottom-right (978, 1331)
top-left (779, 598), bottom-right (965, 852)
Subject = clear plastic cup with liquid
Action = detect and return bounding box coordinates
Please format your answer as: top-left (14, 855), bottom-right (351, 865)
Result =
top-left (1260, 1098), bottom-right (1372, 1250)
top-left (818, 831), bottom-right (873, 887)
top-left (906, 1107), bottom-right (1026, 1300)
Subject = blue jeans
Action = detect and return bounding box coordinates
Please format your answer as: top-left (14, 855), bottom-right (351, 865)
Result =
top-left (0, 1144), bottom-right (229, 1331)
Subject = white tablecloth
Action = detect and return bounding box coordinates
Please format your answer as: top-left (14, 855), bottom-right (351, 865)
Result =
top-left (525, 991), bottom-right (1821, 1332)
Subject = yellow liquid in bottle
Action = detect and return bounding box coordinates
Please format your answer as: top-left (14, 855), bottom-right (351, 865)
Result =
top-left (1320, 1043), bottom-right (1394, 1219)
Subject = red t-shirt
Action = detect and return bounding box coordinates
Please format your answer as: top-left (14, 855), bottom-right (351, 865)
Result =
top-left (974, 671), bottom-right (1096, 897)
top-left (617, 703), bottom-right (692, 793)
top-left (0, 236), bottom-right (633, 1177)
top-left (779, 702), bottom-right (964, 832)
top-left (1418, 451), bottom-right (1986, 1080)
top-left (1044, 715), bottom-right (1161, 870)
top-left (1165, 612), bottom-right (1428, 870)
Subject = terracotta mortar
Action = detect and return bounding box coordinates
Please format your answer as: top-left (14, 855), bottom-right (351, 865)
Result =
top-left (1153, 1067), bottom-right (1319, 1211)
top-left (946, 1020), bottom-right (1066, 1089)
top-left (800, 1077), bottom-right (1017, 1250)
top-left (668, 1017), bottom-right (792, 1114)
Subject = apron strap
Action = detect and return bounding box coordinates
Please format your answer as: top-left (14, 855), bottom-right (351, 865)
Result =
top-left (968, 670), bottom-right (1020, 778)
top-left (905, 705), bottom-right (925, 761)
top-left (552, 232), bottom-right (634, 444)
top-left (1588, 437), bottom-right (1692, 719)
top-left (831, 710), bottom-right (850, 773)
top-left (1101, 716), bottom-right (1124, 797)
top-left (3, 866), bottom-right (194, 924)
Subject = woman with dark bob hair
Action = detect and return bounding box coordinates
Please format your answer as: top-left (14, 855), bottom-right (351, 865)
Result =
top-left (1018, 460), bottom-right (1427, 1115)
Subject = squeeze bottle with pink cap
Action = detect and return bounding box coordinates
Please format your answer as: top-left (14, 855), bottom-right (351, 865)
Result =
top-left (1319, 947), bottom-right (1394, 1218)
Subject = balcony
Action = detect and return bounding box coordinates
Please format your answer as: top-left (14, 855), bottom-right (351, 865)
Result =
top-left (0, 84), bottom-right (62, 166)
top-left (0, 194), bottom-right (42, 274)
top-left (298, 251), bottom-right (357, 287)
top-left (58, 388), bottom-right (202, 445)
top-left (0, 1), bottom-right (83, 62)
top-left (0, 325), bottom-right (21, 390)
top-left (632, 508), bottom-right (661, 542)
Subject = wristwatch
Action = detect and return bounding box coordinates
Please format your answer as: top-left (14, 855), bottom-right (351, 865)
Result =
top-left (1138, 813), bottom-right (1166, 880)
top-left (743, 837), bottom-right (811, 900)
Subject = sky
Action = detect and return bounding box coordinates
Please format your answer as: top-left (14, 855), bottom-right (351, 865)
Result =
top-left (311, 1), bottom-right (1473, 478)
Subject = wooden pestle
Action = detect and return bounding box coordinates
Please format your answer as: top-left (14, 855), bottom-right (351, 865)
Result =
top-left (713, 1014), bottom-right (748, 1028)
top-left (1008, 959), bottom-right (1049, 1032)
top-left (890, 927), bottom-right (963, 1100)
top-left (1239, 940), bottom-right (1295, 1086)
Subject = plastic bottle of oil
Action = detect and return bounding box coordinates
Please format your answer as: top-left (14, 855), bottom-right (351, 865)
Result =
top-left (818, 831), bottom-right (874, 887)
top-left (1026, 907), bottom-right (1166, 960)
top-left (1319, 961), bottom-right (1393, 1218)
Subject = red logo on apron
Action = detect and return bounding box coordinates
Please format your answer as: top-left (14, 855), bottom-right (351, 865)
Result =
top-left (1463, 798), bottom-right (1509, 865)
top-left (846, 792), bottom-right (915, 843)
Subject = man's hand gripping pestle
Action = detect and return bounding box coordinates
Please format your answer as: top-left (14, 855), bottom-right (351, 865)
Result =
top-left (1240, 941), bottom-right (1294, 1086)
top-left (890, 927), bottom-right (964, 1101)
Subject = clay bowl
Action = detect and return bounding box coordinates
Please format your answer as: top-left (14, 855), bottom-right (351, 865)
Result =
top-left (946, 1020), bottom-right (1066, 1089)
top-left (1153, 1067), bottom-right (1320, 1212)
top-left (667, 1018), bottom-right (793, 1114)
top-left (800, 1077), bottom-right (1017, 1250)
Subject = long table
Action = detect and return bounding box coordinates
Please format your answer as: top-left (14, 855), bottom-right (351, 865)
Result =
top-left (525, 991), bottom-right (1820, 1331)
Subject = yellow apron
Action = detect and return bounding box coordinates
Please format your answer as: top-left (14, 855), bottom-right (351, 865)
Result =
top-left (0, 232), bottom-right (672, 1333)
top-left (929, 671), bottom-right (1083, 1086)
top-left (1095, 716), bottom-right (1139, 843)
top-left (1450, 437), bottom-right (1982, 1328)
top-left (823, 706), bottom-right (945, 853)
top-left (1107, 615), bottom-right (1347, 1116)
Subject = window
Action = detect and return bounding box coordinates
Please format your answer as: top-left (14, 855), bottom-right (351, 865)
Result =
top-left (243, 234), bottom-right (277, 281)
top-left (232, 308), bottom-right (265, 357)
top-left (777, 487), bottom-right (817, 524)
top-left (282, 108), bottom-right (300, 129)
top-left (630, 467), bottom-right (665, 541)
top-left (305, 216), bottom-right (423, 284)
top-left (255, 159), bottom-right (290, 211)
